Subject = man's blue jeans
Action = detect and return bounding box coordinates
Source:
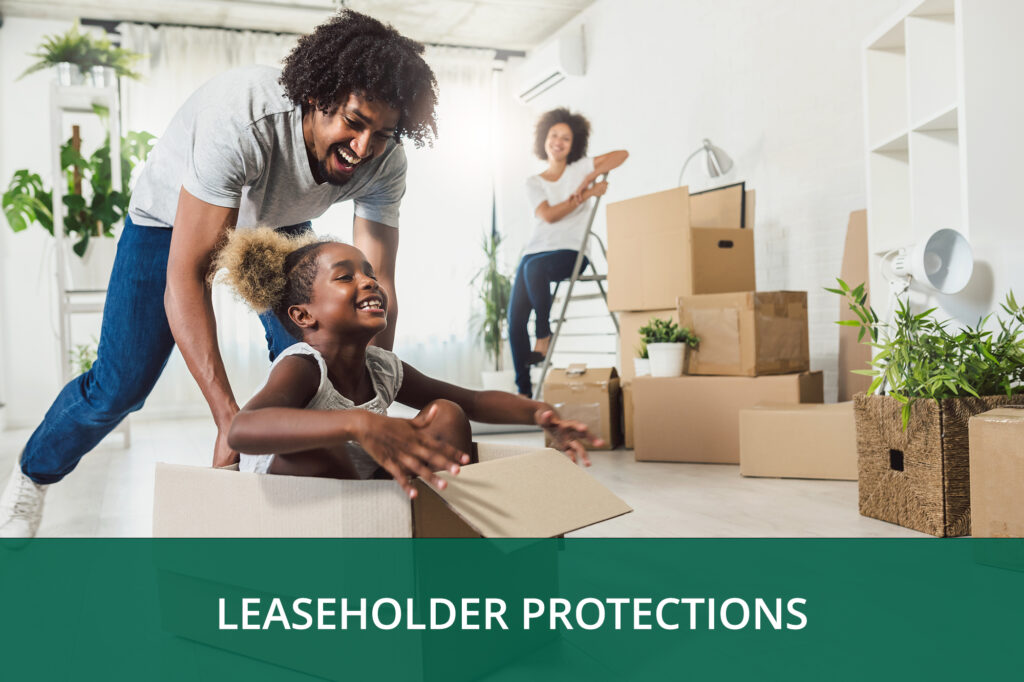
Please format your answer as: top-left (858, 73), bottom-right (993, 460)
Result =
top-left (19, 217), bottom-right (307, 484)
top-left (506, 249), bottom-right (587, 397)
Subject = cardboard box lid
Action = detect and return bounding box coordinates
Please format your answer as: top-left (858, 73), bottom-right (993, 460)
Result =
top-left (544, 364), bottom-right (619, 388)
top-left (424, 451), bottom-right (632, 538)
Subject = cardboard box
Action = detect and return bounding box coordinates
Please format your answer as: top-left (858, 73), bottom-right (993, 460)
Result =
top-left (542, 365), bottom-right (621, 450)
top-left (678, 291), bottom-right (810, 376)
top-left (153, 443), bottom-right (626, 680)
top-left (617, 308), bottom-right (676, 382)
top-left (153, 443), bottom-right (632, 537)
top-left (739, 402), bottom-right (857, 480)
top-left (606, 185), bottom-right (755, 312)
top-left (623, 382), bottom-right (634, 449)
top-left (632, 371), bottom-right (823, 464)
top-left (689, 182), bottom-right (749, 228)
top-left (838, 210), bottom-right (872, 401)
top-left (970, 407), bottom-right (1024, 537)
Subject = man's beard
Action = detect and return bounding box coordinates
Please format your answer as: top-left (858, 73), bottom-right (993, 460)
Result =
top-left (317, 154), bottom-right (354, 187)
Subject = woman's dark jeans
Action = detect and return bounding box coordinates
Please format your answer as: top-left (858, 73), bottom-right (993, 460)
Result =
top-left (506, 249), bottom-right (587, 396)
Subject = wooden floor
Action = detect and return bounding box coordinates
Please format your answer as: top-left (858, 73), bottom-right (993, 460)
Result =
top-left (0, 417), bottom-right (926, 538)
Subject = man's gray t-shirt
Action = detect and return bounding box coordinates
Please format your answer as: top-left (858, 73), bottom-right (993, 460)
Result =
top-left (128, 64), bottom-right (406, 230)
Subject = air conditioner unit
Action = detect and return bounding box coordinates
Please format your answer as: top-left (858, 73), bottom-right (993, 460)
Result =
top-left (516, 26), bottom-right (586, 103)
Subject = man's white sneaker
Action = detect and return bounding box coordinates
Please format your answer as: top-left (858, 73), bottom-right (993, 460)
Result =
top-left (0, 460), bottom-right (48, 539)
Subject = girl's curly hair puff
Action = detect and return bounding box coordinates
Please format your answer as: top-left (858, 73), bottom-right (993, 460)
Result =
top-left (533, 107), bottom-right (590, 163)
top-left (280, 9), bottom-right (438, 148)
top-left (214, 228), bottom-right (333, 339)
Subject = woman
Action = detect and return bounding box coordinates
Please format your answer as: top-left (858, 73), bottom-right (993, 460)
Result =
top-left (507, 107), bottom-right (628, 397)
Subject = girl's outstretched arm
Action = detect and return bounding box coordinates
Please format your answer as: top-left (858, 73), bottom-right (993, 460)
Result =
top-left (228, 356), bottom-right (468, 495)
top-left (396, 363), bottom-right (603, 465)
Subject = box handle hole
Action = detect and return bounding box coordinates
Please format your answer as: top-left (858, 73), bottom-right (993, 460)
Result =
top-left (717, 240), bottom-right (734, 248)
top-left (889, 449), bottom-right (904, 472)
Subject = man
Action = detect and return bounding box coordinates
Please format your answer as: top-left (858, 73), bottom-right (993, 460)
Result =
top-left (0, 10), bottom-right (439, 538)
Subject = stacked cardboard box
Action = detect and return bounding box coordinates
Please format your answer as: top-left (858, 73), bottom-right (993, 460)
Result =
top-left (609, 183), bottom-right (822, 463)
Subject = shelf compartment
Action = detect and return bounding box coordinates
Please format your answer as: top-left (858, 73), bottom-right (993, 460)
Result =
top-left (871, 131), bottom-right (909, 154)
top-left (909, 129), bottom-right (962, 236)
top-left (866, 44), bottom-right (908, 149)
top-left (906, 13), bottom-right (957, 126)
top-left (867, 149), bottom-right (911, 255)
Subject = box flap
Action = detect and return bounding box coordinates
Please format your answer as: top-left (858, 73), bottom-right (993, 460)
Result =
top-left (153, 463), bottom-right (411, 538)
top-left (544, 365), bottom-right (618, 387)
top-left (689, 181), bottom-right (746, 228)
top-left (425, 450), bottom-right (632, 538)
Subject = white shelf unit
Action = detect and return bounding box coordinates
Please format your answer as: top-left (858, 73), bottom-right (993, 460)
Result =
top-left (49, 82), bottom-right (130, 446)
top-left (863, 0), bottom-right (1024, 326)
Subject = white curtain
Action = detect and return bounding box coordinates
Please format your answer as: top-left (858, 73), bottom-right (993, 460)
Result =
top-left (117, 25), bottom-right (496, 416)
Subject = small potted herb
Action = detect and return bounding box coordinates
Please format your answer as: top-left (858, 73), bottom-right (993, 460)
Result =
top-left (638, 317), bottom-right (699, 377)
top-left (83, 33), bottom-right (143, 87)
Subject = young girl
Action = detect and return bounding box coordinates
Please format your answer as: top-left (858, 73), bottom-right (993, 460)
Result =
top-left (217, 228), bottom-right (602, 498)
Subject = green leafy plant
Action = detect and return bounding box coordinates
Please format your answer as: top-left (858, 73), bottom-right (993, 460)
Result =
top-left (69, 338), bottom-right (98, 376)
top-left (472, 231), bottom-right (513, 371)
top-left (3, 120), bottom-right (156, 256)
top-left (83, 34), bottom-right (143, 80)
top-left (829, 278), bottom-right (1024, 428)
top-left (18, 22), bottom-right (143, 81)
top-left (639, 317), bottom-right (699, 348)
top-left (635, 340), bottom-right (649, 359)
top-left (17, 22), bottom-right (94, 80)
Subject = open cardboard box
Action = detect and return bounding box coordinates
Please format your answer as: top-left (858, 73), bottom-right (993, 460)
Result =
top-left (153, 443), bottom-right (632, 538)
top-left (153, 443), bottom-right (631, 680)
top-left (605, 185), bottom-right (756, 312)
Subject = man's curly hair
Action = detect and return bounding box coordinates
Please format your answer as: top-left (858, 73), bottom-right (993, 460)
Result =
top-left (533, 108), bottom-right (590, 163)
top-left (280, 9), bottom-right (438, 148)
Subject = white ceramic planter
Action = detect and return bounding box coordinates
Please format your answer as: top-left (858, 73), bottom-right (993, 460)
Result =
top-left (88, 65), bottom-right (117, 88)
top-left (481, 369), bottom-right (516, 392)
top-left (55, 62), bottom-right (84, 86)
top-left (647, 342), bottom-right (686, 377)
top-left (633, 357), bottom-right (651, 377)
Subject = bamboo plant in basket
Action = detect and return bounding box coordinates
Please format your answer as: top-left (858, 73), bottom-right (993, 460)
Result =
top-left (830, 278), bottom-right (1024, 536)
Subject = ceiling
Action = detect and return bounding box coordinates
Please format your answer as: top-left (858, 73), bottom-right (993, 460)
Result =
top-left (0, 0), bottom-right (595, 51)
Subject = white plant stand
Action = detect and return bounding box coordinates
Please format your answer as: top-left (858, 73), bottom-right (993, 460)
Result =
top-left (50, 82), bottom-right (130, 447)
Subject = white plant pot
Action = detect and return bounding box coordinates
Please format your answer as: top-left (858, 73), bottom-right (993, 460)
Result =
top-left (65, 238), bottom-right (117, 291)
top-left (633, 357), bottom-right (651, 377)
top-left (55, 62), bottom-right (84, 86)
top-left (481, 369), bottom-right (516, 392)
top-left (88, 65), bottom-right (117, 88)
top-left (647, 342), bottom-right (687, 377)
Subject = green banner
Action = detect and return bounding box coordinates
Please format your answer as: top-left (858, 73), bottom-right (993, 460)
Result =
top-left (1, 539), bottom-right (1021, 680)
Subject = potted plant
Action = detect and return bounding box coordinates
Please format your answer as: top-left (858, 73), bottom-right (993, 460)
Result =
top-left (472, 230), bottom-right (513, 391)
top-left (638, 317), bottom-right (699, 377)
top-left (17, 21), bottom-right (94, 85)
top-left (634, 341), bottom-right (651, 377)
top-left (3, 122), bottom-right (156, 289)
top-left (830, 278), bottom-right (1024, 536)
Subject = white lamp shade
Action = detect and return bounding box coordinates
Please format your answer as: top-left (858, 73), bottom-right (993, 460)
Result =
top-left (891, 228), bottom-right (973, 294)
top-left (705, 142), bottom-right (733, 177)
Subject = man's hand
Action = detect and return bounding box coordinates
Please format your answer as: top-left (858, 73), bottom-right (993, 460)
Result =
top-left (357, 406), bottom-right (471, 498)
top-left (535, 408), bottom-right (602, 467)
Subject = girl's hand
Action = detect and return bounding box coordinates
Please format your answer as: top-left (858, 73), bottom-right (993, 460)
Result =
top-left (535, 408), bottom-right (602, 467)
top-left (356, 408), bottom-right (471, 498)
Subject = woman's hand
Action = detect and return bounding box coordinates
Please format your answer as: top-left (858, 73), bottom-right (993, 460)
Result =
top-left (535, 408), bottom-right (603, 467)
top-left (356, 407), bottom-right (471, 498)
top-left (585, 180), bottom-right (608, 199)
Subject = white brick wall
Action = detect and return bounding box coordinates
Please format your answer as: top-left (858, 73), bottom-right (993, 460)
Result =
top-left (497, 0), bottom-right (904, 401)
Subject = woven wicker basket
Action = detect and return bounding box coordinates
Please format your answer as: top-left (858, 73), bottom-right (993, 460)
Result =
top-left (854, 393), bottom-right (1020, 537)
